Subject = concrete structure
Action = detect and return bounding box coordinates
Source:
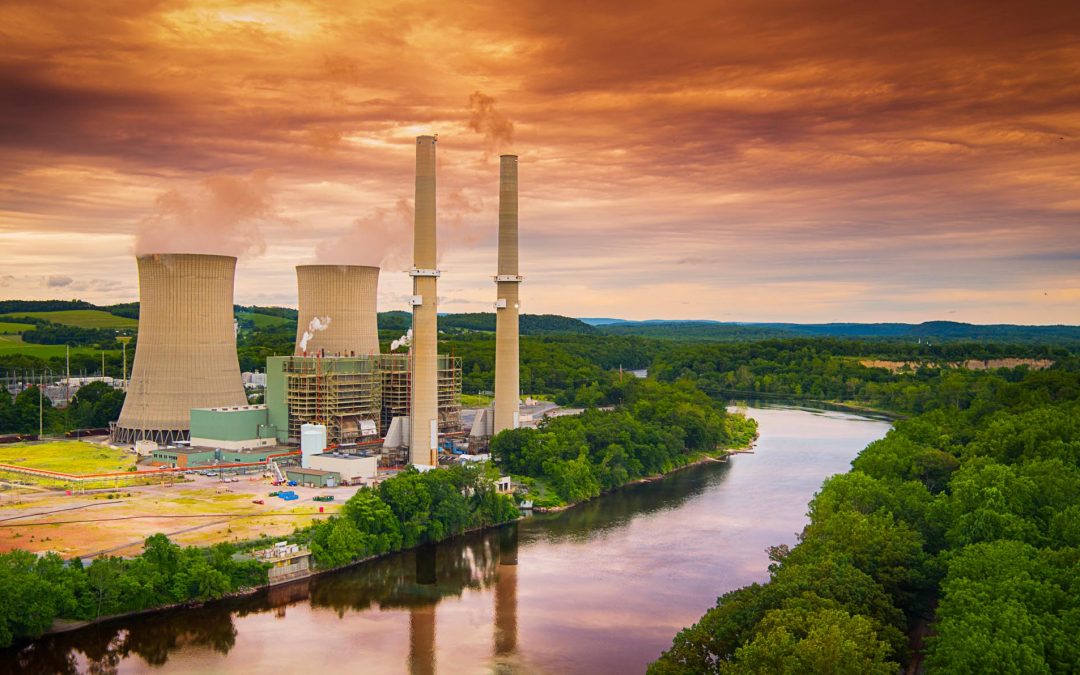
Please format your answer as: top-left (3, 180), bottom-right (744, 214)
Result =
top-left (285, 467), bottom-right (339, 488)
top-left (307, 452), bottom-right (378, 483)
top-left (300, 423), bottom-right (327, 467)
top-left (409, 135), bottom-right (440, 467)
top-left (113, 254), bottom-right (247, 445)
top-left (294, 265), bottom-right (380, 357)
top-left (189, 405), bottom-right (276, 450)
top-left (493, 155), bottom-right (522, 435)
top-left (254, 542), bottom-right (312, 585)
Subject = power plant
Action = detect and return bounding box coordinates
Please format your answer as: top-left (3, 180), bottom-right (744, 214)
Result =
top-left (112, 253), bottom-right (248, 445)
top-left (111, 135), bottom-right (518, 475)
top-left (294, 265), bottom-right (380, 356)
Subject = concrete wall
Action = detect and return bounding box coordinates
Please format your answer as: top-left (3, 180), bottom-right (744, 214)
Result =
top-left (307, 453), bottom-right (378, 481)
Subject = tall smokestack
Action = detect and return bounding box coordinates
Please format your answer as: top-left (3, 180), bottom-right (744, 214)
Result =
top-left (409, 136), bottom-right (439, 466)
top-left (113, 253), bottom-right (247, 444)
top-left (493, 155), bottom-right (521, 434)
top-left (294, 265), bottom-right (380, 356)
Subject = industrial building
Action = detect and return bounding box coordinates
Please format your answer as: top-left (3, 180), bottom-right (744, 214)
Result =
top-left (113, 253), bottom-right (248, 445)
top-left (190, 405), bottom-right (276, 450)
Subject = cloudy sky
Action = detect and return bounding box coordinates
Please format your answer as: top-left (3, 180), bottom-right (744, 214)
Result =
top-left (1, 0), bottom-right (1078, 323)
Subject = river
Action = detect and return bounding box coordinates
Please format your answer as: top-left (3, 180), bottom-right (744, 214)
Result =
top-left (3, 404), bottom-right (891, 674)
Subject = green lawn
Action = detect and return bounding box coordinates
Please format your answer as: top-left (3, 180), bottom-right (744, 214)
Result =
top-left (0, 441), bottom-right (136, 474)
top-left (237, 311), bottom-right (292, 329)
top-left (461, 393), bottom-right (494, 407)
top-left (0, 336), bottom-right (111, 360)
top-left (0, 322), bottom-right (33, 334)
top-left (0, 310), bottom-right (137, 329)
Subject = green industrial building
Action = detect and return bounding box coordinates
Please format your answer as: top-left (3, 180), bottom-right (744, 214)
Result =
top-left (190, 405), bottom-right (278, 450)
top-left (285, 467), bottom-right (340, 488)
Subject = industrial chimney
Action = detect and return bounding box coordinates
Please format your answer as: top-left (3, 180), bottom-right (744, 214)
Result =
top-left (409, 136), bottom-right (440, 466)
top-left (493, 155), bottom-right (522, 434)
top-left (113, 253), bottom-right (248, 445)
top-left (294, 265), bottom-right (380, 356)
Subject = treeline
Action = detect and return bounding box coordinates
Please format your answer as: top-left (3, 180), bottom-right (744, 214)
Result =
top-left (652, 339), bottom-right (1072, 413)
top-left (602, 320), bottom-right (1080, 345)
top-left (491, 379), bottom-right (758, 507)
top-left (650, 366), bottom-right (1080, 673)
top-left (0, 535), bottom-right (265, 648)
top-left (0, 382), bottom-right (125, 435)
top-left (18, 321), bottom-right (128, 348)
top-left (0, 301), bottom-right (96, 314)
top-left (294, 463), bottom-right (518, 568)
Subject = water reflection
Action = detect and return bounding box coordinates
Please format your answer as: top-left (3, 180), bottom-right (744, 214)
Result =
top-left (2, 406), bottom-right (891, 674)
top-left (3, 526), bottom-right (521, 675)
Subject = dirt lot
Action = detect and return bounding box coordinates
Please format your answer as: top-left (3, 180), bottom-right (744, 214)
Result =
top-left (0, 473), bottom-right (366, 558)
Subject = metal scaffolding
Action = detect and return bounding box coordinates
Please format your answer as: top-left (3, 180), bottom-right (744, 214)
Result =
top-left (283, 356), bottom-right (381, 445)
top-left (378, 353), bottom-right (462, 434)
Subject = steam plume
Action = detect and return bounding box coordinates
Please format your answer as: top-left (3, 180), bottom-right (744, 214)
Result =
top-left (468, 91), bottom-right (514, 156)
top-left (315, 198), bottom-right (412, 267)
top-left (298, 315), bottom-right (332, 352)
top-left (135, 170), bottom-right (276, 257)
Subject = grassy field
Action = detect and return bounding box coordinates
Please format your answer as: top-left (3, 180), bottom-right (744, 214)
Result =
top-left (0, 322), bottom-right (33, 334)
top-left (461, 393), bottom-right (494, 407)
top-left (238, 311), bottom-right (292, 329)
top-left (0, 310), bottom-right (137, 329)
top-left (0, 441), bottom-right (136, 474)
top-left (0, 335), bottom-right (111, 360)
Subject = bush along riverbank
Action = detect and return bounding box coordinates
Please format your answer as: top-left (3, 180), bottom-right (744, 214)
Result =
top-left (491, 379), bottom-right (758, 509)
top-left (649, 366), bottom-right (1080, 674)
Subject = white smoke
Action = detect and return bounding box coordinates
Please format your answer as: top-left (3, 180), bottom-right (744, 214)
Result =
top-left (299, 316), bottom-right (332, 353)
top-left (390, 328), bottom-right (412, 352)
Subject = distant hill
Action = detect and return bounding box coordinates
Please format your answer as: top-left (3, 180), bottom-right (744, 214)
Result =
top-left (599, 320), bottom-right (1080, 344)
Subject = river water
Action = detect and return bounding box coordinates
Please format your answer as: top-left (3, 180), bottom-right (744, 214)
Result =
top-left (4, 404), bottom-right (891, 674)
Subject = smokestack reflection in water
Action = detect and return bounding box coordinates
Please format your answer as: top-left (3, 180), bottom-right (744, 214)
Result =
top-left (410, 544), bottom-right (438, 675)
top-left (495, 524), bottom-right (519, 658)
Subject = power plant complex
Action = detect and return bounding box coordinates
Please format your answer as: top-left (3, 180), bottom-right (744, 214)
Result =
top-left (111, 137), bottom-right (522, 478)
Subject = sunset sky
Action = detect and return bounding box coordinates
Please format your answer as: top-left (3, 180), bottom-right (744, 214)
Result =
top-left (1, 0), bottom-right (1078, 323)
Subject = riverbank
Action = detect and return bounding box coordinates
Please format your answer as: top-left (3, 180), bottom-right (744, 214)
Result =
top-left (532, 434), bottom-right (759, 514)
top-left (11, 403), bottom-right (894, 673)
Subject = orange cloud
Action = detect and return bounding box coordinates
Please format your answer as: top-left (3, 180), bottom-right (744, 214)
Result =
top-left (0, 0), bottom-right (1077, 322)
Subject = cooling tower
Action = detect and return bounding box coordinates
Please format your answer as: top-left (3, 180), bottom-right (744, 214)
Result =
top-left (113, 253), bottom-right (248, 445)
top-left (294, 265), bottom-right (380, 356)
top-left (493, 155), bottom-right (522, 434)
top-left (409, 135), bottom-right (440, 466)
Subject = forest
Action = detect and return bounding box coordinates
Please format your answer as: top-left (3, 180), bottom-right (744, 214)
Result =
top-left (649, 365), bottom-right (1080, 674)
top-left (490, 378), bottom-right (757, 506)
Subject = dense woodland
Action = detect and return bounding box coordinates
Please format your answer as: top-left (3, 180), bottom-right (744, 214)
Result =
top-left (491, 379), bottom-right (757, 506)
top-left (649, 365), bottom-right (1080, 674)
top-left (0, 383), bottom-right (125, 435)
